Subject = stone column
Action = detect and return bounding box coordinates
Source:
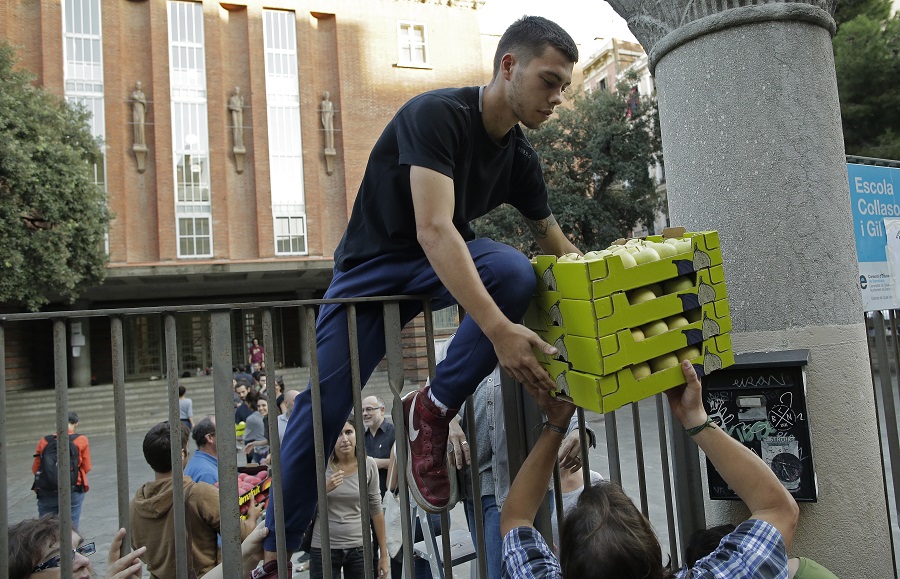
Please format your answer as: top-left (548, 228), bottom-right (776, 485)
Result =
top-left (605, 1), bottom-right (891, 575)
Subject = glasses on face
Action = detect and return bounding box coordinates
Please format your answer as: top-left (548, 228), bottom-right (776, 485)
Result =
top-left (362, 406), bottom-right (382, 414)
top-left (32, 541), bottom-right (96, 573)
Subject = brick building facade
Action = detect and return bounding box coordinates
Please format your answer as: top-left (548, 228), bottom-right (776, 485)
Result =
top-left (1, 0), bottom-right (485, 389)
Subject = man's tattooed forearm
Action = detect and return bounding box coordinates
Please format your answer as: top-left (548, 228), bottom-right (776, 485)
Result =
top-left (526, 214), bottom-right (557, 239)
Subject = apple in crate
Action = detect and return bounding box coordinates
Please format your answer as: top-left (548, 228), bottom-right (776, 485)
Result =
top-left (641, 319), bottom-right (669, 338)
top-left (650, 353), bottom-right (680, 373)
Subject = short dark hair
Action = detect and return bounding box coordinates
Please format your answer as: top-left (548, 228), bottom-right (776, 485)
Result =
top-left (235, 379), bottom-right (250, 390)
top-left (8, 514), bottom-right (68, 578)
top-left (249, 394), bottom-right (268, 412)
top-left (685, 524), bottom-right (735, 567)
top-left (178, 385), bottom-right (187, 397)
top-left (142, 421), bottom-right (190, 473)
top-left (67, 411), bottom-right (79, 425)
top-left (191, 416), bottom-right (216, 448)
top-left (560, 481), bottom-right (673, 579)
top-left (492, 16), bottom-right (578, 77)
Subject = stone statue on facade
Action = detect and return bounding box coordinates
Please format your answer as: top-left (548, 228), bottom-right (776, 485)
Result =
top-left (321, 91), bottom-right (336, 175)
top-left (131, 81), bottom-right (147, 173)
top-left (230, 86), bottom-right (247, 173)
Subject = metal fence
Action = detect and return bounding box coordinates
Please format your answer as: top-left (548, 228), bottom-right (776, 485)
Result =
top-left (0, 296), bottom-right (707, 579)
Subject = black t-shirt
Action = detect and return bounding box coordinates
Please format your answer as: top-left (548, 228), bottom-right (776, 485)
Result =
top-left (334, 86), bottom-right (551, 271)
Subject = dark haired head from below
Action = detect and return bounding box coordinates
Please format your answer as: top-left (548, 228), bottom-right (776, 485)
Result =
top-left (142, 421), bottom-right (190, 473)
top-left (685, 524), bottom-right (736, 568)
top-left (559, 481), bottom-right (674, 579)
top-left (492, 15), bottom-right (578, 78)
top-left (191, 416), bottom-right (216, 448)
top-left (8, 514), bottom-right (66, 579)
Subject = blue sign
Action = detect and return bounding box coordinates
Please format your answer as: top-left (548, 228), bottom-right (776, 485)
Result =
top-left (848, 163), bottom-right (900, 310)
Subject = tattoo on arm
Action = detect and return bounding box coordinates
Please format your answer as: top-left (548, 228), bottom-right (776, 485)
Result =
top-left (526, 214), bottom-right (558, 239)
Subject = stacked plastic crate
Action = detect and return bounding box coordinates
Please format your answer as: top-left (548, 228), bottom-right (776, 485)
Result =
top-left (524, 228), bottom-right (734, 414)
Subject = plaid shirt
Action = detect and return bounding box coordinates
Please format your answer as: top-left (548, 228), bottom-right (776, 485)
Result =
top-left (501, 519), bottom-right (787, 579)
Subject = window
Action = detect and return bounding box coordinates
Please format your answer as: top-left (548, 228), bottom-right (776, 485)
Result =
top-left (398, 22), bottom-right (428, 67)
top-left (432, 307), bottom-right (459, 331)
top-left (61, 0), bottom-right (106, 192)
top-left (275, 216), bottom-right (306, 254)
top-left (168, 1), bottom-right (212, 258)
top-left (264, 10), bottom-right (307, 255)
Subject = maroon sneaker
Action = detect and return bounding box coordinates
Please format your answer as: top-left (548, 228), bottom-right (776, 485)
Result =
top-left (402, 387), bottom-right (458, 512)
top-left (248, 560), bottom-right (278, 579)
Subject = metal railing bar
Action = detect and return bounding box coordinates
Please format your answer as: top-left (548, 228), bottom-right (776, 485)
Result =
top-left (165, 315), bottom-right (190, 579)
top-left (632, 403), bottom-right (650, 517)
top-left (53, 319), bottom-right (74, 578)
top-left (211, 311), bottom-right (242, 579)
top-left (0, 323), bottom-right (8, 579)
top-left (577, 408), bottom-right (591, 487)
top-left (667, 402), bottom-right (706, 563)
top-left (347, 305), bottom-right (376, 579)
top-left (110, 317), bottom-right (132, 555)
top-left (262, 308), bottom-right (289, 579)
top-left (463, 400), bottom-right (487, 579)
top-left (307, 305), bottom-right (334, 578)
top-left (0, 295), bottom-right (427, 322)
top-left (605, 410), bottom-right (622, 484)
top-left (873, 311), bottom-right (900, 522)
top-left (383, 302), bottom-right (415, 579)
top-left (656, 393), bottom-right (679, 567)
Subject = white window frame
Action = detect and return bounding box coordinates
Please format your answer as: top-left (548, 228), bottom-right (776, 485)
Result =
top-left (168, 0), bottom-right (213, 259)
top-left (396, 21), bottom-right (430, 68)
top-left (264, 9), bottom-right (308, 256)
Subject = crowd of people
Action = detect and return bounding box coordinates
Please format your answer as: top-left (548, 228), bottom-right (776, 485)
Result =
top-left (9, 14), bottom-right (836, 579)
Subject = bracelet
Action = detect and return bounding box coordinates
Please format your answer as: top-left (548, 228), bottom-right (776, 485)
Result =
top-left (685, 416), bottom-right (717, 436)
top-left (542, 421), bottom-right (567, 435)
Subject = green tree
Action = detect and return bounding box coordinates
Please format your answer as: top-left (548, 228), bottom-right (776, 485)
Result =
top-left (473, 77), bottom-right (663, 254)
top-left (0, 42), bottom-right (109, 311)
top-left (833, 2), bottom-right (900, 159)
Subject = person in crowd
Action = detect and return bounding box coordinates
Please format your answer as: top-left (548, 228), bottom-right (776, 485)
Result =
top-left (362, 396), bottom-right (395, 499)
top-left (265, 16), bottom-right (581, 568)
top-left (500, 360), bottom-right (800, 579)
top-left (274, 376), bottom-right (286, 415)
top-left (235, 380), bottom-right (254, 425)
top-left (179, 386), bottom-right (194, 432)
top-left (185, 416), bottom-right (219, 485)
top-left (277, 389), bottom-right (301, 441)
top-left (243, 395), bottom-right (270, 465)
top-left (7, 515), bottom-right (146, 579)
top-left (249, 338), bottom-right (265, 373)
top-left (257, 373), bottom-right (268, 397)
top-left (31, 411), bottom-right (91, 529)
top-left (684, 524), bottom-right (838, 579)
top-left (308, 417), bottom-right (390, 579)
top-left (437, 333), bottom-right (593, 579)
top-left (549, 462), bottom-right (603, 550)
top-left (130, 421), bottom-right (260, 579)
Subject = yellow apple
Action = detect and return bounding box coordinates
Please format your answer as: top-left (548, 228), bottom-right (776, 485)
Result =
top-left (665, 315), bottom-right (690, 329)
top-left (676, 346), bottom-right (701, 362)
top-left (649, 242), bottom-right (677, 258)
top-left (584, 250), bottom-right (613, 261)
top-left (631, 362), bottom-right (652, 380)
top-left (633, 246), bottom-right (661, 265)
top-left (558, 253), bottom-right (584, 262)
top-left (642, 319), bottom-right (669, 337)
top-left (663, 276), bottom-right (694, 294)
top-left (617, 251), bottom-right (638, 268)
top-left (631, 327), bottom-right (645, 342)
top-left (628, 287), bottom-right (657, 305)
top-left (649, 353), bottom-right (680, 373)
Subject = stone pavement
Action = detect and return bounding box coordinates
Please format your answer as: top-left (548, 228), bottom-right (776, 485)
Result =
top-left (6, 398), bottom-right (674, 578)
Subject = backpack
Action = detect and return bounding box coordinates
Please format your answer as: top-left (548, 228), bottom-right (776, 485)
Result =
top-left (32, 434), bottom-right (82, 494)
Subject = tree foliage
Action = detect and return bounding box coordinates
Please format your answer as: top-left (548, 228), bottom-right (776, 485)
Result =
top-left (0, 42), bottom-right (109, 311)
top-left (833, 2), bottom-right (900, 159)
top-left (472, 76), bottom-right (663, 254)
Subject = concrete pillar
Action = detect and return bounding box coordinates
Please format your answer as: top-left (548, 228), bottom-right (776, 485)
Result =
top-left (605, 1), bottom-right (891, 575)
